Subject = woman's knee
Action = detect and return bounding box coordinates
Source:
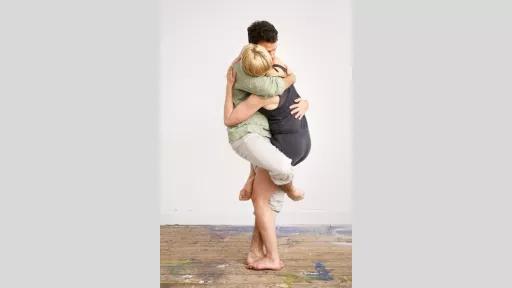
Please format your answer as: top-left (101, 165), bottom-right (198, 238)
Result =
top-left (268, 159), bottom-right (293, 185)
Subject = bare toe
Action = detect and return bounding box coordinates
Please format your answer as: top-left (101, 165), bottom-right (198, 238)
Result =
top-left (288, 190), bottom-right (305, 201)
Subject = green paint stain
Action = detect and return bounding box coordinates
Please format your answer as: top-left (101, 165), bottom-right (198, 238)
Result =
top-left (280, 273), bottom-right (311, 287)
top-left (160, 259), bottom-right (192, 266)
top-left (161, 259), bottom-right (193, 276)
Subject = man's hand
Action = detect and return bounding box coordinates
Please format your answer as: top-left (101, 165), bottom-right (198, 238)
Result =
top-left (289, 98), bottom-right (309, 119)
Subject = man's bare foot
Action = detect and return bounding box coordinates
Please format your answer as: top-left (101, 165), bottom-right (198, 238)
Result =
top-left (239, 176), bottom-right (255, 201)
top-left (246, 251), bottom-right (264, 266)
top-left (246, 252), bottom-right (284, 267)
top-left (246, 257), bottom-right (284, 271)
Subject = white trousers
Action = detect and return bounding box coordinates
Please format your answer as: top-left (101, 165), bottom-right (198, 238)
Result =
top-left (231, 133), bottom-right (293, 212)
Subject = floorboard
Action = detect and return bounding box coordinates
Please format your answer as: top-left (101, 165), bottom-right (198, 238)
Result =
top-left (161, 225), bottom-right (352, 288)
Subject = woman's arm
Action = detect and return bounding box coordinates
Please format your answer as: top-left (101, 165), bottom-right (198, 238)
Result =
top-left (224, 66), bottom-right (237, 126)
top-left (224, 65), bottom-right (271, 127)
top-left (225, 94), bottom-right (272, 127)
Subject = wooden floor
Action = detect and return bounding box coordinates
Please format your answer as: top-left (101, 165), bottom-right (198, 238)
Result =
top-left (161, 225), bottom-right (352, 288)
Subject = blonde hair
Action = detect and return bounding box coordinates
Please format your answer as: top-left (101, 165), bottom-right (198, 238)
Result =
top-left (241, 44), bottom-right (273, 77)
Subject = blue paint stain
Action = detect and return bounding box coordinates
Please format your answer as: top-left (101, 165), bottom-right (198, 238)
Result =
top-left (304, 261), bottom-right (334, 281)
top-left (314, 261), bottom-right (334, 280)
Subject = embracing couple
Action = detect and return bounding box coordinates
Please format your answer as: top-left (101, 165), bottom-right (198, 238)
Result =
top-left (223, 20), bottom-right (311, 270)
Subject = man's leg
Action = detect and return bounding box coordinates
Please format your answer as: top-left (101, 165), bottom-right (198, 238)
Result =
top-left (247, 166), bottom-right (285, 265)
top-left (247, 167), bottom-right (283, 270)
top-left (246, 222), bottom-right (265, 265)
top-left (248, 213), bottom-right (286, 267)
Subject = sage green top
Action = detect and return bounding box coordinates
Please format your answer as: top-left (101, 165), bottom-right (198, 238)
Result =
top-left (227, 62), bottom-right (286, 143)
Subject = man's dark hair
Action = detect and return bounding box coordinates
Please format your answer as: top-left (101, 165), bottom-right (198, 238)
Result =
top-left (247, 20), bottom-right (278, 44)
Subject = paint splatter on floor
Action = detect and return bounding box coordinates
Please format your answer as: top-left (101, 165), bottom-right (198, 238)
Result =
top-left (280, 272), bottom-right (311, 287)
top-left (303, 261), bottom-right (334, 281)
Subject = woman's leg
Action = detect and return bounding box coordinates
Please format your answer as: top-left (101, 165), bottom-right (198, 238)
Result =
top-left (230, 133), bottom-right (302, 201)
top-left (247, 167), bottom-right (283, 270)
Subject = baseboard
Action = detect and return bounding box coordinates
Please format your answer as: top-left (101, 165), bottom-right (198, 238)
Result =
top-left (160, 210), bottom-right (351, 226)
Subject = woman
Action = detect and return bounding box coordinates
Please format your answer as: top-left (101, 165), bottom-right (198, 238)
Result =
top-left (226, 65), bottom-right (311, 166)
top-left (226, 44), bottom-right (311, 201)
top-left (224, 44), bottom-right (311, 270)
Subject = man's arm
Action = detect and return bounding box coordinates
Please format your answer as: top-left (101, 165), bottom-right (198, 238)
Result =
top-left (269, 62), bottom-right (309, 119)
top-left (290, 97), bottom-right (309, 119)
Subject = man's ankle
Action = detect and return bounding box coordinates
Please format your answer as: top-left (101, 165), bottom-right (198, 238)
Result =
top-left (265, 253), bottom-right (280, 262)
top-left (249, 249), bottom-right (264, 256)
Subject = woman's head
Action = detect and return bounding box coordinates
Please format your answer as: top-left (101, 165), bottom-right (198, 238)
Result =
top-left (241, 44), bottom-right (273, 77)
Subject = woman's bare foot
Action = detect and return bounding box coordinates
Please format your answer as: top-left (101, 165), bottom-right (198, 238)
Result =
top-left (246, 257), bottom-right (284, 271)
top-left (239, 175), bottom-right (255, 201)
top-left (286, 187), bottom-right (304, 201)
top-left (279, 182), bottom-right (305, 201)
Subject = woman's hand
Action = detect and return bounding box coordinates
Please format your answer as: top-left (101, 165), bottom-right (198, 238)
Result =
top-left (273, 56), bottom-right (288, 69)
top-left (286, 65), bottom-right (294, 76)
top-left (289, 98), bottom-right (309, 119)
top-left (226, 65), bottom-right (236, 87)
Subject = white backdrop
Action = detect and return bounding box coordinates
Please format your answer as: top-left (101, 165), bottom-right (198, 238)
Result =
top-left (160, 0), bottom-right (352, 225)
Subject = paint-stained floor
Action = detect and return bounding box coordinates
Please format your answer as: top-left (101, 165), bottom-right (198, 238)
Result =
top-left (161, 225), bottom-right (352, 288)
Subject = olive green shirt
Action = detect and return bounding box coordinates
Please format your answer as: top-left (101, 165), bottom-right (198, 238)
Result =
top-left (227, 62), bottom-right (286, 143)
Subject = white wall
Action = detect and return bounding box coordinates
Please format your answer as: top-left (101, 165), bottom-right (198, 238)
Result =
top-left (160, 0), bottom-right (352, 225)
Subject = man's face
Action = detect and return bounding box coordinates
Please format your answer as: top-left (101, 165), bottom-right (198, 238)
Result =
top-left (257, 41), bottom-right (277, 60)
